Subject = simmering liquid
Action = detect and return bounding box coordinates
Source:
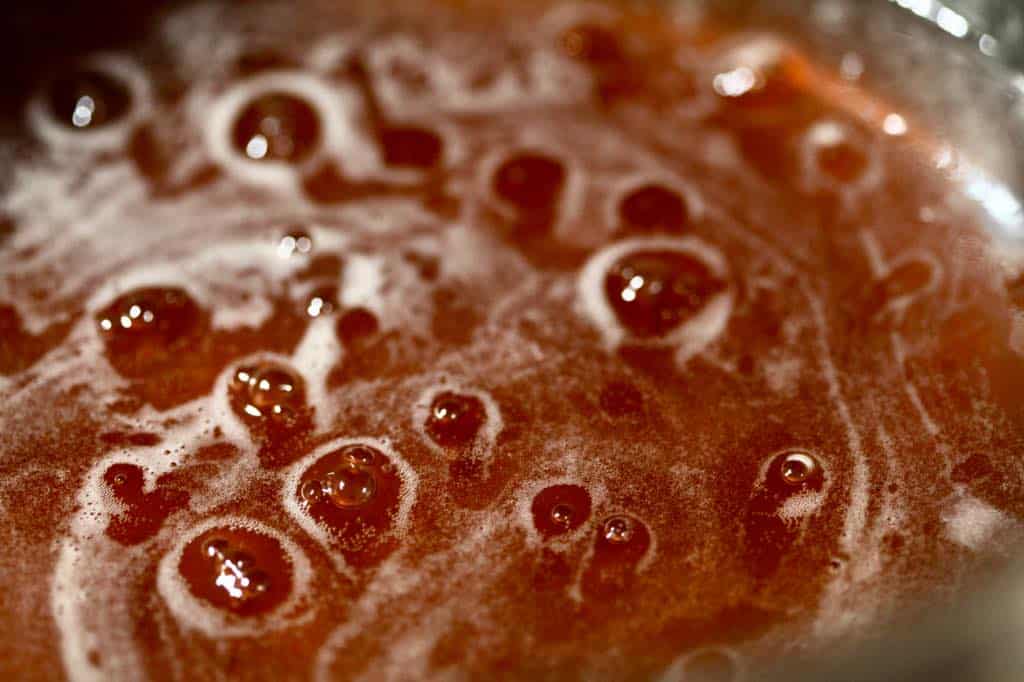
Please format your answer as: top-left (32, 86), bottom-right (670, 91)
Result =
top-left (2, 1), bottom-right (1024, 679)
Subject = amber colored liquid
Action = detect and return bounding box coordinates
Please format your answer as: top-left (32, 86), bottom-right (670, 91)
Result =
top-left (2, 1), bottom-right (1024, 680)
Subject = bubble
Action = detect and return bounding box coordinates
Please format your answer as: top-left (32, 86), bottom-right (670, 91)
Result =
top-left (305, 285), bottom-right (338, 318)
top-left (603, 250), bottom-right (729, 338)
top-left (277, 231), bottom-right (314, 258)
top-left (293, 442), bottom-right (405, 566)
top-left (531, 484), bottom-right (592, 538)
top-left (203, 538), bottom-right (229, 559)
top-left (300, 479), bottom-right (324, 503)
top-left (424, 391), bottom-right (486, 449)
top-left (617, 184), bottom-right (689, 234)
top-left (47, 68), bottom-right (132, 130)
top-left (780, 452), bottom-right (817, 485)
top-left (493, 152), bottom-right (566, 217)
top-left (551, 504), bottom-right (574, 527)
top-left (560, 23), bottom-right (624, 65)
top-left (228, 361), bottom-right (308, 431)
top-left (713, 37), bottom-right (805, 111)
top-left (335, 307), bottom-right (380, 346)
top-left (232, 93), bottom-right (321, 163)
top-left (801, 121), bottom-right (879, 192)
top-left (582, 514), bottom-right (652, 598)
top-left (379, 126), bottom-right (444, 169)
top-left (815, 137), bottom-right (868, 184)
top-left (178, 526), bottom-right (293, 616)
top-left (603, 515), bottom-right (634, 544)
top-left (323, 464), bottom-right (378, 509)
top-left (95, 287), bottom-right (204, 377)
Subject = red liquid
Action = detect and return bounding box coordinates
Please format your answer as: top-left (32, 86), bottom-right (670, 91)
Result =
top-left (1, 1), bottom-right (1024, 680)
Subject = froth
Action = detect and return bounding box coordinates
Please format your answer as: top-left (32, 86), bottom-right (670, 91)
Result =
top-left (943, 490), bottom-right (1017, 551)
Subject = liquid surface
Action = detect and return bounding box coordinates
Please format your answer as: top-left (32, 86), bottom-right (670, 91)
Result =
top-left (2, 1), bottom-right (1024, 680)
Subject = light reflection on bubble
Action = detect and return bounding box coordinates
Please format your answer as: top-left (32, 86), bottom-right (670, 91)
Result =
top-left (882, 113), bottom-right (908, 136)
top-left (712, 67), bottom-right (758, 98)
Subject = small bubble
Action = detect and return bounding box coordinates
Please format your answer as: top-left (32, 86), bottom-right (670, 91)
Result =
top-left (560, 24), bottom-right (623, 65)
top-left (343, 445), bottom-right (377, 466)
top-left (247, 570), bottom-right (271, 594)
top-left (603, 516), bottom-right (634, 544)
top-left (324, 464), bottom-right (377, 508)
top-left (232, 93), bottom-right (321, 163)
top-left (111, 473), bottom-right (128, 486)
top-left (48, 68), bottom-right (132, 130)
top-left (780, 452), bottom-right (816, 485)
top-left (532, 485), bottom-right (591, 538)
top-left (305, 285), bottom-right (338, 318)
top-left (202, 537), bottom-right (229, 559)
top-left (550, 504), bottom-right (574, 528)
top-left (493, 153), bottom-right (566, 214)
top-left (300, 479), bottom-right (324, 503)
top-left (424, 391), bottom-right (486, 449)
top-left (228, 362), bottom-right (307, 430)
top-left (617, 184), bottom-right (689, 234)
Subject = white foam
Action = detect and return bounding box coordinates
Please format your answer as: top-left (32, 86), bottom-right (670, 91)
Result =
top-left (576, 237), bottom-right (735, 364)
top-left (340, 253), bottom-right (385, 311)
top-left (52, 411), bottom-right (228, 682)
top-left (291, 316), bottom-right (343, 432)
top-left (803, 287), bottom-right (869, 557)
top-left (943, 489), bottom-right (1014, 551)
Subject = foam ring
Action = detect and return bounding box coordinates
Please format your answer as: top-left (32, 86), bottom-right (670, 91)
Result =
top-left (203, 71), bottom-right (380, 192)
top-left (27, 53), bottom-right (153, 151)
top-left (411, 382), bottom-right (505, 460)
top-left (281, 436), bottom-right (419, 574)
top-left (576, 236), bottom-right (735, 360)
top-left (156, 515), bottom-right (314, 638)
top-left (603, 171), bottom-right (706, 236)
